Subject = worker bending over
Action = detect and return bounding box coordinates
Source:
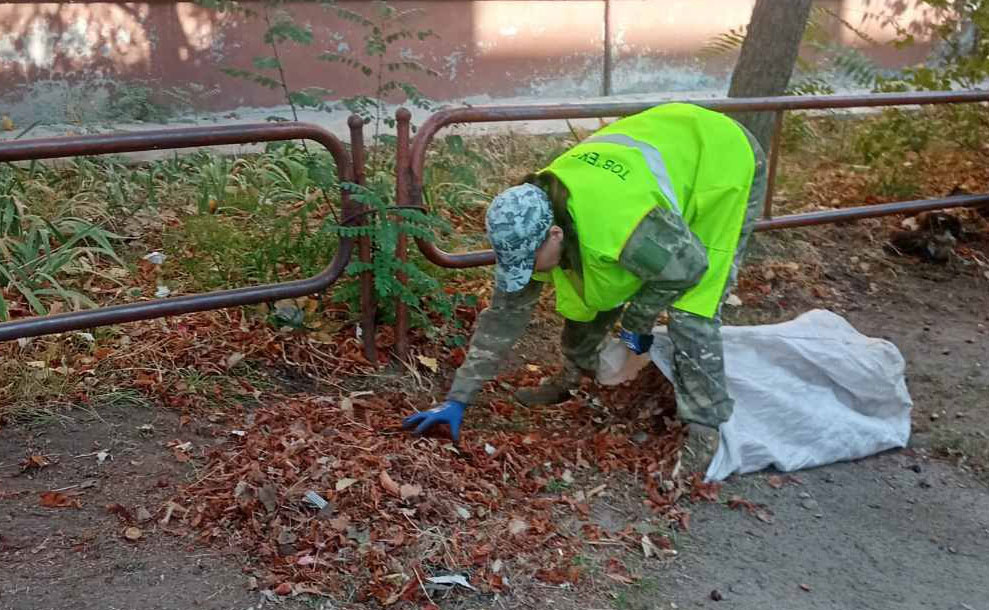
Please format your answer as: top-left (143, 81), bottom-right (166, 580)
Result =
top-left (404, 102), bottom-right (767, 471)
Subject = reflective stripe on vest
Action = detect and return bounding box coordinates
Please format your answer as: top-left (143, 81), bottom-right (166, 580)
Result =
top-left (584, 134), bottom-right (681, 214)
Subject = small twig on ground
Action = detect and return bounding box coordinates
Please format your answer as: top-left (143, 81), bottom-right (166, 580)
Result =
top-left (188, 459), bottom-right (237, 488)
top-left (413, 567), bottom-right (436, 607)
top-left (203, 585), bottom-right (228, 602)
top-left (51, 479), bottom-right (97, 492)
top-left (341, 420), bottom-right (375, 432)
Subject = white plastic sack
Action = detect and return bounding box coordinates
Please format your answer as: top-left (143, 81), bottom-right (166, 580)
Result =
top-left (602, 309), bottom-right (913, 482)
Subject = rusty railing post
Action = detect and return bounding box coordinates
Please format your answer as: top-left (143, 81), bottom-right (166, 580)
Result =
top-left (763, 109), bottom-right (785, 220)
top-left (348, 114), bottom-right (377, 363)
top-left (394, 108), bottom-right (413, 359)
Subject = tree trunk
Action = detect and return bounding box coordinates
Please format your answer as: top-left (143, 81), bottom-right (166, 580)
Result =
top-left (728, 0), bottom-right (814, 150)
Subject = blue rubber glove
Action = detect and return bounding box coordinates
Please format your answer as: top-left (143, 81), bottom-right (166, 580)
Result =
top-left (620, 327), bottom-right (654, 355)
top-left (402, 400), bottom-right (466, 442)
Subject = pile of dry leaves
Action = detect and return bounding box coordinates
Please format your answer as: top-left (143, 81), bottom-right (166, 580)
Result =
top-left (2, 277), bottom-right (721, 606)
top-left (167, 365), bottom-right (710, 605)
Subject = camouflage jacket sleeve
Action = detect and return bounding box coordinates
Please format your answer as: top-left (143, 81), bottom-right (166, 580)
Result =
top-left (618, 207), bottom-right (709, 335)
top-left (446, 280), bottom-right (544, 404)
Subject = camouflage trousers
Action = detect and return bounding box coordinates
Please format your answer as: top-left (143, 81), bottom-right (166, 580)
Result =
top-left (562, 125), bottom-right (768, 427)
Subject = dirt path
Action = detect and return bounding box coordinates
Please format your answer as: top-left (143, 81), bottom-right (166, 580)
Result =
top-left (645, 453), bottom-right (989, 610)
top-left (0, 405), bottom-right (267, 610)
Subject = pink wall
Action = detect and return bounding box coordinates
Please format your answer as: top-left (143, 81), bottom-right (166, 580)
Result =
top-left (0, 1), bottom-right (938, 123)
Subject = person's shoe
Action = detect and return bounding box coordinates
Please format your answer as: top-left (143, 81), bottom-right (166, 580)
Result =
top-left (514, 365), bottom-right (589, 406)
top-left (681, 422), bottom-right (720, 476)
top-left (514, 380), bottom-right (575, 406)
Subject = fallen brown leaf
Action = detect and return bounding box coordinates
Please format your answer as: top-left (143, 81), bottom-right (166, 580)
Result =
top-left (335, 478), bottom-right (358, 492)
top-left (607, 573), bottom-right (635, 585)
top-left (19, 455), bottom-right (51, 472)
top-left (755, 509), bottom-right (774, 524)
top-left (380, 471), bottom-right (401, 498)
top-left (106, 503), bottom-right (134, 523)
top-left (123, 527), bottom-right (143, 541)
top-left (399, 483), bottom-right (421, 501)
top-left (768, 474), bottom-right (802, 489)
top-left (641, 534), bottom-right (660, 558)
top-left (728, 495), bottom-right (757, 512)
top-left (690, 476), bottom-right (722, 502)
top-left (728, 494), bottom-right (774, 524)
top-left (416, 355), bottom-right (439, 373)
top-left (258, 483), bottom-right (278, 512)
top-left (39, 491), bottom-right (80, 509)
top-left (486, 571), bottom-right (505, 591)
top-left (535, 567), bottom-right (580, 585)
top-left (508, 518), bottom-right (528, 536)
top-left (226, 352), bottom-right (245, 369)
top-left (158, 363), bottom-right (689, 597)
top-left (605, 557), bottom-right (637, 584)
top-left (159, 501), bottom-right (185, 525)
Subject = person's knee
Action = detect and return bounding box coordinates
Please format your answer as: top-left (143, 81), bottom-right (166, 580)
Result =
top-left (670, 308), bottom-right (721, 339)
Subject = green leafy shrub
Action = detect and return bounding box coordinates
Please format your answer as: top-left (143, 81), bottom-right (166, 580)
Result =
top-left (164, 142), bottom-right (342, 289)
top-left (853, 108), bottom-right (933, 164)
top-left (422, 135), bottom-right (492, 214)
top-left (0, 165), bottom-right (124, 319)
top-left (332, 174), bottom-right (460, 329)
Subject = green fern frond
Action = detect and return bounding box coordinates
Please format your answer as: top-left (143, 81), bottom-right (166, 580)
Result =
top-left (830, 45), bottom-right (881, 86)
top-left (814, 5), bottom-right (880, 46)
top-left (786, 77), bottom-right (836, 96)
top-left (699, 27), bottom-right (747, 59)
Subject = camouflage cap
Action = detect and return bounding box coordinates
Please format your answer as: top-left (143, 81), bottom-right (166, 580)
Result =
top-left (485, 183), bottom-right (553, 293)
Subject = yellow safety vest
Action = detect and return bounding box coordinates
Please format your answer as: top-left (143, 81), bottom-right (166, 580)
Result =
top-left (533, 103), bottom-right (755, 321)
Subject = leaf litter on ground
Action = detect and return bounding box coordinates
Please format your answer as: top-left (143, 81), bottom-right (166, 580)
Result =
top-left (165, 364), bottom-right (708, 605)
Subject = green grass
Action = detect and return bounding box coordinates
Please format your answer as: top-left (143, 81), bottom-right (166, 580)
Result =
top-left (0, 388), bottom-right (150, 428)
top-left (100, 389), bottom-right (153, 410)
top-left (2, 404), bottom-right (77, 429)
top-left (545, 478), bottom-right (572, 493)
top-left (612, 577), bottom-right (660, 610)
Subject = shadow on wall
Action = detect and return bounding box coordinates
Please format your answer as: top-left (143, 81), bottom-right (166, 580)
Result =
top-left (0, 1), bottom-right (480, 124)
top-left (0, 0), bottom-right (946, 125)
top-left (0, 2), bottom-right (231, 124)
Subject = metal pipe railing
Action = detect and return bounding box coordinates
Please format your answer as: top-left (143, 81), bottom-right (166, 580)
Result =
top-left (394, 109), bottom-right (414, 358)
top-left (7, 92), bottom-right (988, 362)
top-left (403, 90), bottom-right (989, 269)
top-left (0, 122), bottom-right (358, 343)
top-left (348, 115), bottom-right (377, 361)
top-left (753, 192), bottom-right (989, 231)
